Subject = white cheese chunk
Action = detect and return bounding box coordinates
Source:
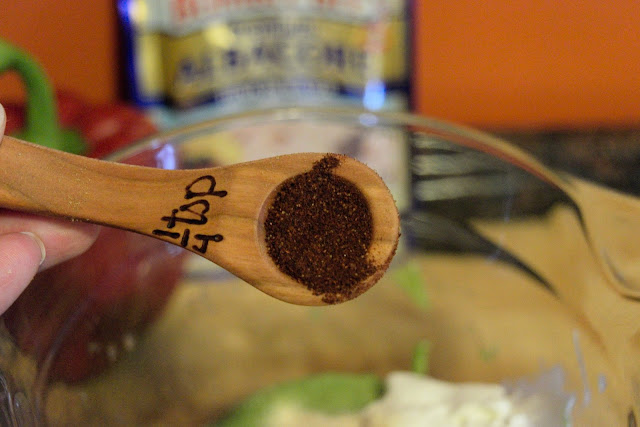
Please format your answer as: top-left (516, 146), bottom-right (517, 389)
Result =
top-left (268, 371), bottom-right (570, 427)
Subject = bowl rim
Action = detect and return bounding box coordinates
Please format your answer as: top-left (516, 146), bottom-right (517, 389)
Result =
top-left (105, 106), bottom-right (569, 196)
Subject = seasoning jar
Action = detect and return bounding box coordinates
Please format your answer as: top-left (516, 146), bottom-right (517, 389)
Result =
top-left (118, 0), bottom-right (411, 129)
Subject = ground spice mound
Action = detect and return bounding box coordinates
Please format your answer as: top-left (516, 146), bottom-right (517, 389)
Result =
top-left (264, 154), bottom-right (376, 303)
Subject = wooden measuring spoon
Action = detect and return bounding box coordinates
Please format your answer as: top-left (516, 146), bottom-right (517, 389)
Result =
top-left (0, 136), bottom-right (400, 305)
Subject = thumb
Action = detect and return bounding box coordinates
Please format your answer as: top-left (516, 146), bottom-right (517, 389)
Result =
top-left (0, 232), bottom-right (46, 315)
top-left (0, 103), bottom-right (6, 135)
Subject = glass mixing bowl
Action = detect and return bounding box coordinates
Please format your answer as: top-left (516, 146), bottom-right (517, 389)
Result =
top-left (0, 107), bottom-right (639, 425)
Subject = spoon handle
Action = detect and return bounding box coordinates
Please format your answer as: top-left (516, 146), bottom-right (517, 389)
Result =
top-left (0, 136), bottom-right (209, 232)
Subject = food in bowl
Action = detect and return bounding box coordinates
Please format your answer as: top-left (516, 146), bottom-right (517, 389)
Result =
top-left (0, 109), bottom-right (636, 426)
top-left (215, 370), bottom-right (572, 427)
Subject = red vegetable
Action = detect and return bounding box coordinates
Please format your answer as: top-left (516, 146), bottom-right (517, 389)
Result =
top-left (54, 89), bottom-right (87, 130)
top-left (79, 103), bottom-right (158, 158)
top-left (4, 227), bottom-right (186, 382)
top-left (2, 102), bottom-right (25, 135)
top-left (2, 90), bottom-right (158, 158)
top-left (2, 86), bottom-right (183, 383)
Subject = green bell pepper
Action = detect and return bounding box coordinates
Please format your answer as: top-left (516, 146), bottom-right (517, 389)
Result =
top-left (0, 39), bottom-right (85, 154)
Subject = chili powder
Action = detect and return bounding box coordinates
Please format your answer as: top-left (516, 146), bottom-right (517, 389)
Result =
top-left (264, 154), bottom-right (376, 303)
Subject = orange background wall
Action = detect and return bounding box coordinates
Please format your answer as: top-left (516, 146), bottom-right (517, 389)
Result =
top-left (0, 0), bottom-right (119, 104)
top-left (1, 1), bottom-right (639, 129)
top-left (413, 2), bottom-right (640, 129)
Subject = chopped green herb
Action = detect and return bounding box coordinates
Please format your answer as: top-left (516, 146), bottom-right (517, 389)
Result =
top-left (479, 346), bottom-right (498, 362)
top-left (393, 261), bottom-right (429, 311)
top-left (411, 340), bottom-right (431, 375)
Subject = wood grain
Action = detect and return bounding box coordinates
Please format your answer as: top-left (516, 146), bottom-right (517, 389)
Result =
top-left (0, 136), bottom-right (400, 305)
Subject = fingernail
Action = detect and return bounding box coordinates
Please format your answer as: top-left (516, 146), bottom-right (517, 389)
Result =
top-left (20, 232), bottom-right (46, 266)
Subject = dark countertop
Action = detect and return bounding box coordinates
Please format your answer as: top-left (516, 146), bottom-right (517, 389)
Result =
top-left (504, 130), bottom-right (640, 196)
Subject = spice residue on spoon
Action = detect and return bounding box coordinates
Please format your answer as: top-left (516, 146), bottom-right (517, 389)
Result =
top-left (264, 154), bottom-right (378, 303)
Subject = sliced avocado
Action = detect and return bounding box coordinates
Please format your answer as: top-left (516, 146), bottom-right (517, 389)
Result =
top-left (215, 373), bottom-right (384, 427)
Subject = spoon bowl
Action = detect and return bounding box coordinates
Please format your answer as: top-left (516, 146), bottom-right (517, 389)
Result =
top-left (0, 136), bottom-right (400, 305)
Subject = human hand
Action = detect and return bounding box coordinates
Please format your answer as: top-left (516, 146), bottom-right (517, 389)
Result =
top-left (0, 104), bottom-right (98, 314)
